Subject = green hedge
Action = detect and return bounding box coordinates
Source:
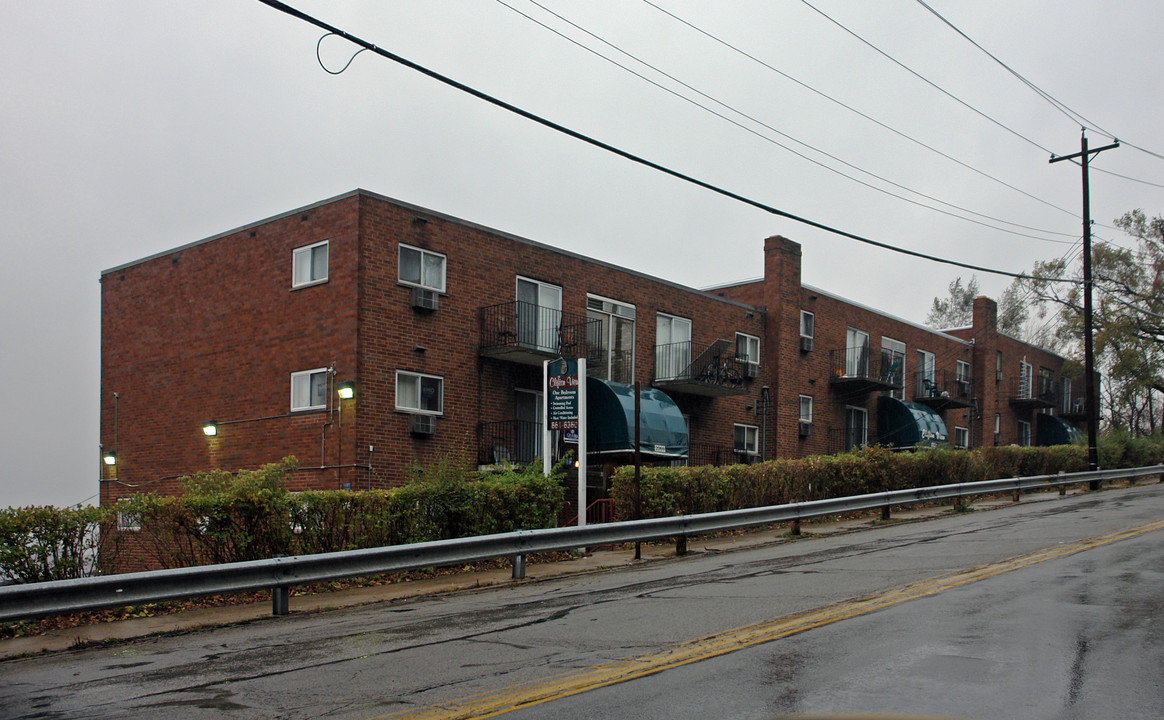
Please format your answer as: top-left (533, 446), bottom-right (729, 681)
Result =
top-left (610, 438), bottom-right (1164, 521)
top-left (0, 456), bottom-right (566, 581)
top-left (109, 457), bottom-right (566, 571)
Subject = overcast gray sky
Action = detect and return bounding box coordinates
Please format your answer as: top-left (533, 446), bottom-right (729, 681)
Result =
top-left (2, 1), bottom-right (1160, 508)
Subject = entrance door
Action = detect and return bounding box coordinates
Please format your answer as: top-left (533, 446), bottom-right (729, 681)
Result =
top-left (514, 390), bottom-right (544, 464)
top-left (846, 328), bottom-right (870, 377)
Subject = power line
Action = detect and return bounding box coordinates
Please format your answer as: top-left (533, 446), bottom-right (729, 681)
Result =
top-left (912, 0), bottom-right (1164, 165)
top-left (496, 0), bottom-right (1071, 244)
top-left (637, 0), bottom-right (1081, 227)
top-left (255, 0), bottom-right (1075, 283)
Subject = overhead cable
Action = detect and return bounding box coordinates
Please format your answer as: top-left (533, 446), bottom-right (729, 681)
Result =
top-left (638, 0), bottom-right (1080, 226)
top-left (501, 0), bottom-right (1073, 243)
top-left (255, 0), bottom-right (1074, 283)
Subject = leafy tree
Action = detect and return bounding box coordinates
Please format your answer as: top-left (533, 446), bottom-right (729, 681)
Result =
top-left (926, 275), bottom-right (1028, 338)
top-left (1020, 209), bottom-right (1164, 434)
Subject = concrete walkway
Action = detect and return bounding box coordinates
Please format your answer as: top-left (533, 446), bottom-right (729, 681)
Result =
top-left (0, 490), bottom-right (1080, 659)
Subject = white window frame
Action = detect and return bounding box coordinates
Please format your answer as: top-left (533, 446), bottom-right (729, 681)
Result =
top-left (916, 349), bottom-right (936, 397)
top-left (292, 240), bottom-right (329, 289)
top-left (398, 243), bottom-right (447, 293)
top-left (1061, 377), bottom-right (1073, 413)
top-left (734, 423), bottom-right (759, 456)
top-left (799, 310), bottom-right (815, 339)
top-left (1019, 360), bottom-right (1033, 399)
top-left (799, 395), bottom-right (813, 423)
top-left (517, 277), bottom-right (563, 353)
top-left (882, 337), bottom-right (906, 400)
top-left (290, 368), bottom-right (329, 412)
top-left (117, 511), bottom-right (141, 532)
top-left (736, 332), bottom-right (760, 367)
top-left (396, 370), bottom-right (444, 415)
top-left (954, 426), bottom-right (969, 449)
top-left (1017, 420), bottom-right (1031, 447)
top-left (845, 328), bottom-right (870, 377)
top-left (994, 413), bottom-right (1002, 444)
top-left (845, 405), bottom-right (867, 451)
top-left (656, 313), bottom-right (693, 380)
top-left (587, 295), bottom-right (636, 383)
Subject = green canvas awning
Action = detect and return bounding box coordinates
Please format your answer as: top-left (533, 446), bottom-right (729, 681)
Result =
top-left (1036, 413), bottom-right (1083, 446)
top-left (877, 396), bottom-right (949, 449)
top-left (586, 378), bottom-right (688, 458)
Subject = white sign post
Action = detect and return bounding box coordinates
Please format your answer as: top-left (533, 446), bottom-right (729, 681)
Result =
top-left (544, 357), bottom-right (586, 526)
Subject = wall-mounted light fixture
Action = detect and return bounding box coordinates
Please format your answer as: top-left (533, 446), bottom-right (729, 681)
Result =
top-left (103, 451), bottom-right (117, 466)
top-left (337, 381), bottom-right (355, 400)
top-left (203, 420), bottom-right (218, 437)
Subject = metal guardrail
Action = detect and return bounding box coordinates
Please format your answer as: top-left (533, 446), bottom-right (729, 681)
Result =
top-left (1, 465), bottom-right (1161, 622)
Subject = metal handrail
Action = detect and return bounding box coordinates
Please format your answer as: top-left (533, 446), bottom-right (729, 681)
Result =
top-left (1, 465), bottom-right (1161, 622)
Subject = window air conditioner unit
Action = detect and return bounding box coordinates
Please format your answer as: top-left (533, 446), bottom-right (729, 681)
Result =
top-left (408, 414), bottom-right (436, 435)
top-left (411, 287), bottom-right (439, 312)
top-left (745, 363), bottom-right (759, 379)
top-left (798, 421), bottom-right (813, 437)
top-left (800, 336), bottom-right (814, 353)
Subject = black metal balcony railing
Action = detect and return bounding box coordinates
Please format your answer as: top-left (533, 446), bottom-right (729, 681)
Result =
top-left (477, 420), bottom-right (543, 466)
top-left (1008, 378), bottom-right (1056, 409)
top-left (913, 369), bottom-right (974, 411)
top-left (1061, 396), bottom-right (1087, 420)
top-left (829, 347), bottom-right (901, 394)
top-left (686, 443), bottom-right (760, 466)
top-left (586, 347), bottom-right (634, 385)
top-left (827, 427), bottom-right (867, 454)
top-left (652, 339), bottom-right (750, 397)
top-left (479, 301), bottom-right (597, 366)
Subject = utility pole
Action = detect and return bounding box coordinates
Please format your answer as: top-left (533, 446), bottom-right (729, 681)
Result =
top-left (1050, 131), bottom-right (1118, 486)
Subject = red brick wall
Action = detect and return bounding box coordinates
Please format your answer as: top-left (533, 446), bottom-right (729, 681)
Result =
top-left (100, 195), bottom-right (362, 505)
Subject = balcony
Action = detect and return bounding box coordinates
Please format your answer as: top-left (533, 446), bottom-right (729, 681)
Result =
top-left (913, 369), bottom-right (974, 412)
top-left (829, 347), bottom-right (903, 395)
top-left (477, 420), bottom-right (543, 466)
top-left (686, 443), bottom-right (760, 466)
top-left (1008, 379), bottom-right (1056, 410)
top-left (479, 301), bottom-right (597, 366)
top-left (652, 339), bottom-right (750, 397)
top-left (1060, 396), bottom-right (1088, 421)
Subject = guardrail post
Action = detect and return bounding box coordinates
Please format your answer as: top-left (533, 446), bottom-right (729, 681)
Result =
top-left (1013, 488), bottom-right (1021, 502)
top-left (880, 505), bottom-right (890, 522)
top-left (676, 535), bottom-right (687, 556)
top-left (511, 554), bottom-right (526, 580)
top-left (272, 586), bottom-right (290, 616)
top-left (952, 495), bottom-right (965, 512)
top-left (790, 518), bottom-right (801, 536)
top-left (1059, 471), bottom-right (1067, 495)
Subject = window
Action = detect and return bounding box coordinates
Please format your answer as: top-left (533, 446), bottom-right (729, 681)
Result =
top-left (587, 296), bottom-right (635, 384)
top-left (956, 360), bottom-right (972, 397)
top-left (844, 406), bottom-right (867, 451)
top-left (736, 332), bottom-right (760, 367)
top-left (1061, 377), bottom-right (1073, 413)
top-left (996, 351), bottom-right (1003, 382)
top-left (1038, 367), bottom-right (1054, 405)
top-left (292, 240), bottom-right (328, 288)
top-left (117, 511), bottom-right (141, 532)
top-left (656, 313), bottom-right (692, 380)
top-left (516, 277), bottom-right (562, 352)
top-left (1019, 360), bottom-right (1033, 399)
top-left (800, 310), bottom-right (815, 338)
top-left (994, 413), bottom-right (1001, 444)
top-left (396, 371), bottom-right (443, 414)
top-left (845, 328), bottom-right (870, 377)
top-left (399, 244), bottom-right (446, 292)
top-left (799, 395), bottom-right (813, 423)
top-left (881, 337), bottom-right (905, 399)
top-left (734, 423), bottom-right (759, 456)
top-left (291, 368), bottom-right (329, 411)
top-left (1017, 420), bottom-right (1031, 447)
top-left (916, 350), bottom-right (936, 397)
top-left (954, 426), bottom-right (969, 449)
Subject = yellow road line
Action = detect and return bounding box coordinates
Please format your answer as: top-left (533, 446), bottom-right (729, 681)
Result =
top-left (375, 519), bottom-right (1164, 720)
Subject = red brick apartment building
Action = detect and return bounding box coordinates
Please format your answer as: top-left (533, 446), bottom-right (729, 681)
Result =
top-left (98, 189), bottom-right (1084, 505)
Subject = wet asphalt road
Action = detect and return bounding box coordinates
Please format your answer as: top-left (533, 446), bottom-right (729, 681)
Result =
top-left (3, 483), bottom-right (1163, 720)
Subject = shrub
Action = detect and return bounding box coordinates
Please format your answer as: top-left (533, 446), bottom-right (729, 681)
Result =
top-left (0, 504), bottom-right (117, 583)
